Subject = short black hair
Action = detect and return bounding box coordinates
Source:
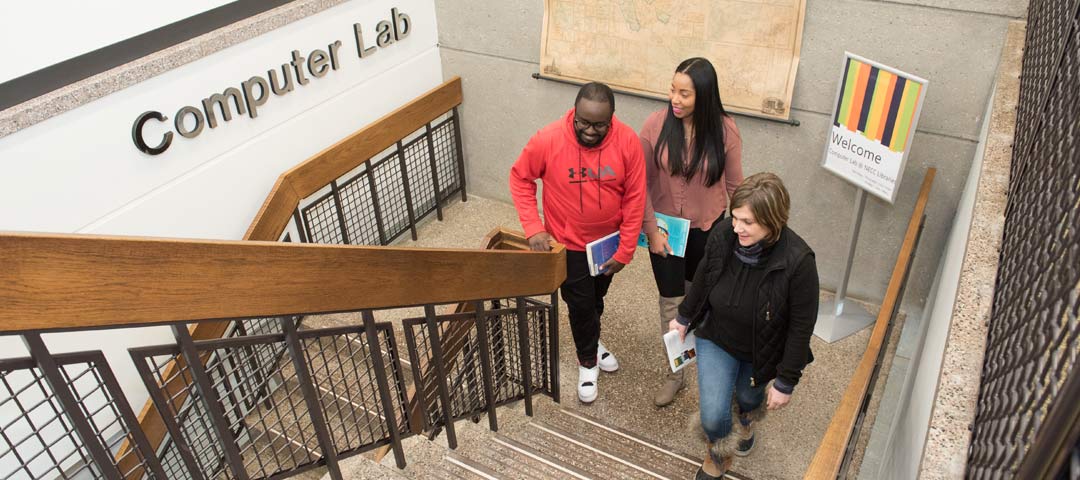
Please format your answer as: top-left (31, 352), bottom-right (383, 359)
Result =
top-left (575, 82), bottom-right (615, 111)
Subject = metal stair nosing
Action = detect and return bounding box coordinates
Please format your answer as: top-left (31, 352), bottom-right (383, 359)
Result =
top-left (489, 434), bottom-right (591, 480)
top-left (444, 450), bottom-right (502, 479)
top-left (544, 408), bottom-right (754, 480)
top-left (473, 438), bottom-right (579, 480)
top-left (514, 420), bottom-right (663, 479)
top-left (542, 408), bottom-right (700, 479)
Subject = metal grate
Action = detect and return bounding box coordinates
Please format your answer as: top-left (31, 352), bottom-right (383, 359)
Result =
top-left (1, 352), bottom-right (164, 480)
top-left (298, 325), bottom-right (410, 457)
top-left (133, 346), bottom-right (234, 479)
top-left (337, 169), bottom-right (383, 246)
top-left (296, 111), bottom-right (466, 247)
top-left (371, 153), bottom-right (411, 243)
top-left (403, 298), bottom-right (554, 429)
top-left (404, 135), bottom-right (437, 217)
top-left (131, 321), bottom-right (409, 479)
top-left (967, 1), bottom-right (1080, 477)
top-left (1, 358), bottom-right (101, 480)
top-left (431, 117), bottom-right (463, 198)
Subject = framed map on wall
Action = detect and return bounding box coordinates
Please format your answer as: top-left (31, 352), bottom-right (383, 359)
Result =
top-left (539, 0), bottom-right (807, 121)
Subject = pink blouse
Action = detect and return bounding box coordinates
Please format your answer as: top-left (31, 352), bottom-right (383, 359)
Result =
top-left (640, 109), bottom-right (744, 233)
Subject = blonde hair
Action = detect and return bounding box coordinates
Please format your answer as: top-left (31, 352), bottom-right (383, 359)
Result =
top-left (729, 172), bottom-right (790, 244)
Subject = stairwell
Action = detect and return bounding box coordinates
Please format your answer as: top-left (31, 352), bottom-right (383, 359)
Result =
top-left (333, 395), bottom-right (747, 480)
top-left (283, 195), bottom-right (893, 479)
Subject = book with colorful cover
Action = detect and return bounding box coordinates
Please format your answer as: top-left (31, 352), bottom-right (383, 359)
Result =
top-left (663, 329), bottom-right (697, 373)
top-left (637, 212), bottom-right (691, 257)
top-left (585, 231), bottom-right (621, 276)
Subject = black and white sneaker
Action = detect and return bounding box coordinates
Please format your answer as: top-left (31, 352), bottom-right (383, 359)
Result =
top-left (597, 342), bottom-right (619, 372)
top-left (578, 365), bottom-right (599, 403)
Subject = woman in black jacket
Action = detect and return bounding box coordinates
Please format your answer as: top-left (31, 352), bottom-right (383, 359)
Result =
top-left (668, 172), bottom-right (819, 479)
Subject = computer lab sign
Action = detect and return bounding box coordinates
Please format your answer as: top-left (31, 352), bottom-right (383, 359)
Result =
top-left (822, 52), bottom-right (928, 203)
top-left (131, 8), bottom-right (413, 155)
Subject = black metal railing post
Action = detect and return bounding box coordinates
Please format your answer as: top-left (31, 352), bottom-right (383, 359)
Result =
top-left (279, 317), bottom-right (343, 480)
top-left (129, 348), bottom-right (210, 480)
top-left (549, 291), bottom-right (561, 403)
top-left (402, 326), bottom-right (433, 433)
top-left (361, 311), bottom-right (408, 468)
top-left (172, 326), bottom-right (251, 480)
top-left (21, 334), bottom-right (124, 480)
top-left (291, 209), bottom-right (309, 243)
top-left (365, 171), bottom-right (389, 245)
top-left (514, 298), bottom-right (535, 417)
top-left (423, 305), bottom-right (459, 448)
top-left (396, 140), bottom-right (420, 241)
top-left (328, 180), bottom-right (353, 245)
top-left (472, 301), bottom-right (499, 431)
top-left (451, 107), bottom-right (468, 202)
top-left (424, 122), bottom-right (444, 220)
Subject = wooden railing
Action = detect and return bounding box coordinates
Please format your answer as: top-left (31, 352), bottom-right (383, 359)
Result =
top-left (804, 168), bottom-right (936, 479)
top-left (0, 232), bottom-right (564, 332)
top-left (0, 76), bottom-right (569, 476)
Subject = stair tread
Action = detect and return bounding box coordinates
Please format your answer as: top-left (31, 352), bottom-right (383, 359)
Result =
top-left (540, 408), bottom-right (701, 479)
top-left (510, 420), bottom-right (660, 479)
top-left (487, 434), bottom-right (591, 479)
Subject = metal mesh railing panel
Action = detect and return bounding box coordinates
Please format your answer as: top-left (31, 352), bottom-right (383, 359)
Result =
top-left (299, 324), bottom-right (409, 458)
top-left (201, 337), bottom-right (322, 479)
top-left (404, 298), bottom-right (554, 429)
top-left (403, 135), bottom-right (437, 218)
top-left (1012, 0), bottom-right (1078, 165)
top-left (1, 360), bottom-right (101, 480)
top-left (431, 117), bottom-right (462, 198)
top-left (291, 112), bottom-right (465, 248)
top-left (56, 354), bottom-right (162, 480)
top-left (337, 171), bottom-right (382, 246)
top-left (967, 1), bottom-right (1080, 477)
top-left (301, 193), bottom-right (345, 245)
top-left (137, 348), bottom-right (234, 480)
top-left (371, 154), bottom-right (410, 242)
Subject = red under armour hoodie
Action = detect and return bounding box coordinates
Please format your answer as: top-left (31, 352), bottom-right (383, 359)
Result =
top-left (509, 108), bottom-right (646, 265)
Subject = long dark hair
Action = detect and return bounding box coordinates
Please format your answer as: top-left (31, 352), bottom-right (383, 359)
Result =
top-left (654, 57), bottom-right (728, 187)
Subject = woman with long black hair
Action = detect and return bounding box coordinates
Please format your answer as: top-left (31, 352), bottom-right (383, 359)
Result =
top-left (639, 57), bottom-right (744, 408)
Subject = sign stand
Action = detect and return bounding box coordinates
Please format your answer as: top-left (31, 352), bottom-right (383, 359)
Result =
top-left (815, 52), bottom-right (928, 343)
top-left (814, 188), bottom-right (876, 342)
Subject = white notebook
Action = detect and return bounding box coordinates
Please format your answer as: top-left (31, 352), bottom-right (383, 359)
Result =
top-left (663, 329), bottom-right (697, 373)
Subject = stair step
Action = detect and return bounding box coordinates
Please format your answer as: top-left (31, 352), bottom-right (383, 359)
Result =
top-left (488, 435), bottom-right (591, 479)
top-left (512, 420), bottom-right (661, 479)
top-left (443, 451), bottom-right (503, 479)
top-left (542, 407), bottom-right (700, 479)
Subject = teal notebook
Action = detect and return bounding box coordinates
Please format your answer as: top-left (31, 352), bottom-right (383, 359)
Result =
top-left (638, 212), bottom-right (691, 257)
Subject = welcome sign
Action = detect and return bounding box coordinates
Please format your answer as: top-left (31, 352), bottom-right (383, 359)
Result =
top-left (822, 53), bottom-right (928, 202)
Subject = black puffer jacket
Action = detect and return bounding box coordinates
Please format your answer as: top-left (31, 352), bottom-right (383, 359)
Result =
top-left (678, 217), bottom-right (819, 389)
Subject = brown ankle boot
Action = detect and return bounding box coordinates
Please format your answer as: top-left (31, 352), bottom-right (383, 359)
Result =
top-left (654, 371), bottom-right (684, 406)
top-left (697, 444), bottom-right (732, 479)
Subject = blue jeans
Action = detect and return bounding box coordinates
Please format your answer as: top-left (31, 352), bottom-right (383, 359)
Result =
top-left (696, 337), bottom-right (766, 442)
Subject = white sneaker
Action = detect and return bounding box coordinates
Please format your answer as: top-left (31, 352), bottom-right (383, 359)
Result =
top-left (578, 365), bottom-right (599, 403)
top-left (597, 342), bottom-right (619, 372)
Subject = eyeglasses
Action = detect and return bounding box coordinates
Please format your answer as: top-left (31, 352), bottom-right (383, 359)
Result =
top-left (574, 116), bottom-right (611, 132)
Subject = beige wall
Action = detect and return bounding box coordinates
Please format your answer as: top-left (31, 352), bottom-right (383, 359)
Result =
top-left (436, 0), bottom-right (1026, 307)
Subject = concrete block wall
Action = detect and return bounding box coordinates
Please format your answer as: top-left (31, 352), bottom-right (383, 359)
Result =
top-left (435, 0), bottom-right (1026, 308)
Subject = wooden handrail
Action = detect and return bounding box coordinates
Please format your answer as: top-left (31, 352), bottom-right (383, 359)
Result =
top-left (244, 76), bottom-right (463, 242)
top-left (804, 168), bottom-right (936, 479)
top-left (0, 232), bottom-right (565, 333)
top-left (189, 75), bottom-right (465, 351)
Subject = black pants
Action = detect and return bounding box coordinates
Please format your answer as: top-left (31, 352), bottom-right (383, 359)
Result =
top-left (649, 214), bottom-right (719, 298)
top-left (560, 250), bottom-right (614, 367)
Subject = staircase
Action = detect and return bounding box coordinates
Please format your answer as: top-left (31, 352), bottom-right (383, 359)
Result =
top-left (331, 396), bottom-right (752, 480)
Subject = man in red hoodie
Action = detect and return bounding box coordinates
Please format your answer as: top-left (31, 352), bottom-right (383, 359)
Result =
top-left (509, 82), bottom-right (646, 404)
